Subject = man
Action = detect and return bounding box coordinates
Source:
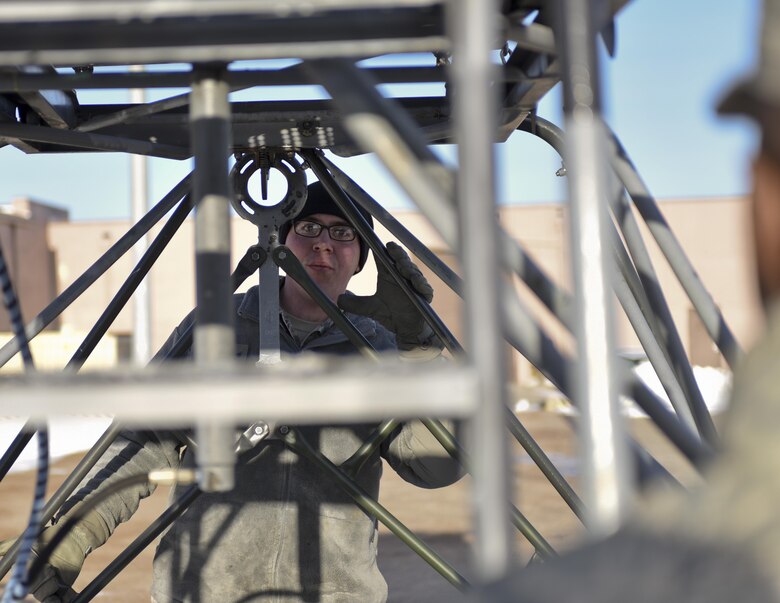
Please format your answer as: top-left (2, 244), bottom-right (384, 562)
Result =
top-left (479, 1), bottom-right (780, 601)
top-left (8, 181), bottom-right (461, 602)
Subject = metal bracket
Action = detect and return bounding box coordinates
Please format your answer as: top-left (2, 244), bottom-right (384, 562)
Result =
top-left (230, 151), bottom-right (309, 365)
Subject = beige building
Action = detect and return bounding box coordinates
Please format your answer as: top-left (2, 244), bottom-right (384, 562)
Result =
top-left (0, 195), bottom-right (762, 381)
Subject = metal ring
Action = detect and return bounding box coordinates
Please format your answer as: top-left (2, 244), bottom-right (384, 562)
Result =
top-left (230, 153), bottom-right (308, 229)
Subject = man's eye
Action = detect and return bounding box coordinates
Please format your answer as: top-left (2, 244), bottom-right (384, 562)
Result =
top-left (331, 227), bottom-right (353, 240)
top-left (299, 223), bottom-right (320, 235)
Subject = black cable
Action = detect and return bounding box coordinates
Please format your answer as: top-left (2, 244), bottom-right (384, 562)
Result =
top-left (0, 241), bottom-right (48, 603)
top-left (25, 474), bottom-right (151, 588)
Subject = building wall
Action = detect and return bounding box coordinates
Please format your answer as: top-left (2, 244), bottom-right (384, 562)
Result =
top-left (0, 199), bottom-right (67, 334)
top-left (26, 195), bottom-right (763, 379)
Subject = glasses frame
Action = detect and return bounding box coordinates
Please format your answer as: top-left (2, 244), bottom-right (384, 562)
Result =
top-left (292, 219), bottom-right (358, 242)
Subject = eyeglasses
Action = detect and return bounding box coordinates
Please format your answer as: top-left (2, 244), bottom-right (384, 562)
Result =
top-left (292, 219), bottom-right (357, 242)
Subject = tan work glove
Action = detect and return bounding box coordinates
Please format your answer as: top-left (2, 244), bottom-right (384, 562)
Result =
top-left (338, 242), bottom-right (440, 351)
top-left (0, 526), bottom-right (83, 602)
top-left (0, 502), bottom-right (109, 603)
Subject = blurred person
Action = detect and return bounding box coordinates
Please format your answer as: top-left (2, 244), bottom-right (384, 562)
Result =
top-left (479, 1), bottom-right (780, 601)
top-left (1, 181), bottom-right (462, 603)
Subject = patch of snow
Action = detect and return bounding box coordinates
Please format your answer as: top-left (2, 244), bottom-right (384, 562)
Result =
top-left (624, 362), bottom-right (732, 418)
top-left (0, 416), bottom-right (113, 474)
top-left (514, 362), bottom-right (732, 419)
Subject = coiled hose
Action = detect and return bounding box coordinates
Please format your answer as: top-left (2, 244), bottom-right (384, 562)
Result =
top-left (0, 242), bottom-right (49, 603)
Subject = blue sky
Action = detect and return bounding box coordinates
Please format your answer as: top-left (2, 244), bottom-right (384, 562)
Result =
top-left (0, 0), bottom-right (762, 221)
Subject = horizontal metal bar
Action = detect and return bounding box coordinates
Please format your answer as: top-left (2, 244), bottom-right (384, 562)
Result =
top-left (0, 8), bottom-right (448, 67)
top-left (0, 362), bottom-right (478, 424)
top-left (0, 39), bottom-right (451, 69)
top-left (11, 66), bottom-right (77, 128)
top-left (0, 66), bottom-right (456, 92)
top-left (0, 122), bottom-right (189, 159)
top-left (0, 0), bottom-right (444, 22)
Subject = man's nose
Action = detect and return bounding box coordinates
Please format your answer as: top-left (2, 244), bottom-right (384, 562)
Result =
top-left (312, 230), bottom-right (333, 249)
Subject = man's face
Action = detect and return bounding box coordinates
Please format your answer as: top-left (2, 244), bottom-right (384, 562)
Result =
top-left (284, 212), bottom-right (361, 301)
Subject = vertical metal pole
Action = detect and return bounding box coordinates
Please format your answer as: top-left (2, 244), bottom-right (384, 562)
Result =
top-left (557, 0), bottom-right (632, 536)
top-left (257, 238), bottom-right (281, 365)
top-left (129, 65), bottom-right (151, 366)
top-left (449, 0), bottom-right (513, 581)
top-left (190, 64), bottom-right (235, 493)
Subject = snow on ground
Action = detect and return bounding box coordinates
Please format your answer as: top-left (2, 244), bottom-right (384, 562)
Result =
top-left (624, 361), bottom-right (732, 418)
top-left (515, 361), bottom-right (732, 418)
top-left (0, 416), bottom-right (114, 474)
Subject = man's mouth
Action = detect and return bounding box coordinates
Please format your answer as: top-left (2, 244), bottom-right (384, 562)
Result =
top-left (307, 262), bottom-right (333, 271)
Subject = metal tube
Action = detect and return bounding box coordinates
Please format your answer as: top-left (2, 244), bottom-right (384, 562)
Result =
top-left (320, 155), bottom-right (464, 296)
top-left (503, 409), bottom-right (586, 522)
top-left (0, 421), bottom-right (35, 482)
top-left (283, 428), bottom-right (468, 592)
top-left (516, 115), bottom-right (707, 442)
top-left (305, 151), bottom-right (462, 354)
top-left (73, 485), bottom-right (201, 602)
top-left (0, 174), bottom-right (191, 368)
top-left (449, 0), bottom-right (514, 579)
top-left (256, 250), bottom-right (281, 365)
top-left (0, 421), bottom-right (124, 579)
top-left (309, 58), bottom-right (458, 235)
top-left (66, 195), bottom-right (194, 371)
top-left (610, 188), bottom-right (718, 443)
top-left (420, 419), bottom-right (557, 560)
top-left (129, 65), bottom-right (151, 366)
top-left (557, 0), bottom-right (632, 535)
top-left (272, 246), bottom-right (380, 361)
top-left (314, 61), bottom-right (574, 331)
top-left (0, 66), bottom-right (450, 92)
top-left (0, 122), bottom-right (189, 159)
top-left (610, 230), bottom-right (699, 433)
top-left (341, 420), bottom-right (400, 477)
top-left (190, 63), bottom-right (235, 493)
top-left (283, 219), bottom-right (557, 560)
top-left (159, 245), bottom-right (267, 361)
top-left (499, 277), bottom-right (699, 479)
top-left (607, 128), bottom-right (742, 370)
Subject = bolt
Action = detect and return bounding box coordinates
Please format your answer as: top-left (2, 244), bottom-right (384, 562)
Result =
top-left (299, 120), bottom-right (315, 137)
top-left (251, 252), bottom-right (261, 261)
top-left (278, 251), bottom-right (287, 259)
top-left (278, 425), bottom-right (289, 435)
top-left (254, 424), bottom-right (266, 435)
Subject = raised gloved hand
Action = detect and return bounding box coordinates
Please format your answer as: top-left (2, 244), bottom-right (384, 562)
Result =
top-left (338, 242), bottom-right (440, 351)
top-left (1, 499), bottom-right (110, 603)
top-left (0, 524), bottom-right (84, 603)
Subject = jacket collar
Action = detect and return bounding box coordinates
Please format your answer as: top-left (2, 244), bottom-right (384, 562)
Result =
top-left (237, 283), bottom-right (379, 345)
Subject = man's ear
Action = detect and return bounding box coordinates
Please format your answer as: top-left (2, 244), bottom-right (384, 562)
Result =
top-left (752, 153), bottom-right (780, 305)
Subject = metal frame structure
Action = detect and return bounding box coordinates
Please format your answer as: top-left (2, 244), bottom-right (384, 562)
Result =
top-left (0, 0), bottom-right (739, 599)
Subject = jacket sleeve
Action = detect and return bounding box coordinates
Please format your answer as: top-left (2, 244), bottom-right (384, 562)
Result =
top-left (381, 420), bottom-right (464, 488)
top-left (54, 430), bottom-right (183, 555)
top-left (152, 310), bottom-right (195, 362)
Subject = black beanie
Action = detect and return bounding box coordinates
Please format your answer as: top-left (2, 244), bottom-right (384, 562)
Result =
top-left (279, 180), bottom-right (374, 272)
